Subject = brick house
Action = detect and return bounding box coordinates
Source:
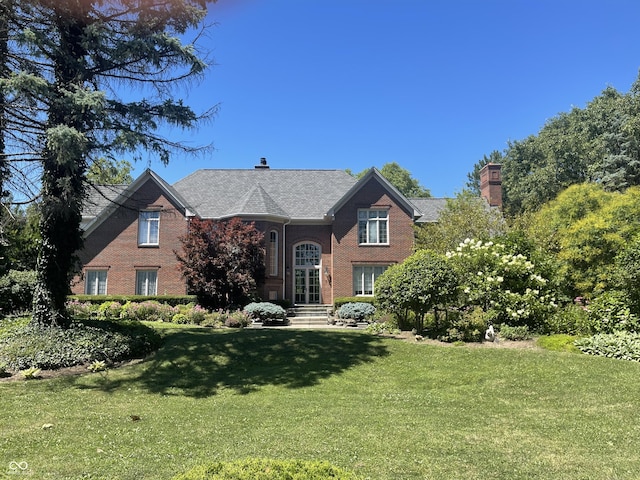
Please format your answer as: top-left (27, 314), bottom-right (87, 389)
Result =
top-left (73, 160), bottom-right (501, 305)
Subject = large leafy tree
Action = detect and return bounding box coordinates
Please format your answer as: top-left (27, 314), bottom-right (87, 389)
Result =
top-left (1, 0), bottom-right (215, 326)
top-left (350, 162), bottom-right (431, 198)
top-left (87, 158), bottom-right (133, 185)
top-left (176, 217), bottom-right (265, 310)
top-left (0, 202), bottom-right (39, 273)
top-left (470, 71), bottom-right (640, 216)
top-left (414, 190), bottom-right (506, 254)
top-left (528, 183), bottom-right (640, 299)
top-left (465, 150), bottom-right (503, 195)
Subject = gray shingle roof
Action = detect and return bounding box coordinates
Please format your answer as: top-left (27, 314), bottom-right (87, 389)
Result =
top-left (409, 197), bottom-right (449, 223)
top-left (81, 184), bottom-right (128, 229)
top-left (173, 169), bottom-right (358, 219)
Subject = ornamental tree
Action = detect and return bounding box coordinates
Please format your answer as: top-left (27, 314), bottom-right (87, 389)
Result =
top-left (375, 249), bottom-right (458, 332)
top-left (446, 238), bottom-right (557, 329)
top-left (176, 218), bottom-right (265, 310)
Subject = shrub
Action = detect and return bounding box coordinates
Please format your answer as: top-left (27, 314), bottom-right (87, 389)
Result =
top-left (97, 301), bottom-right (123, 321)
top-left (171, 313), bottom-right (190, 324)
top-left (436, 307), bottom-right (486, 343)
top-left (575, 331), bottom-right (640, 362)
top-left (172, 458), bottom-right (360, 480)
top-left (338, 302), bottom-right (376, 322)
top-left (498, 324), bottom-right (531, 341)
top-left (224, 310), bottom-right (252, 328)
top-left (586, 291), bottom-right (640, 334)
top-left (270, 298), bottom-right (292, 310)
top-left (121, 301), bottom-right (176, 322)
top-left (446, 238), bottom-right (557, 330)
top-left (182, 304), bottom-right (208, 325)
top-left (0, 270), bottom-right (37, 315)
top-left (87, 360), bottom-right (107, 372)
top-left (376, 250), bottom-right (459, 332)
top-left (544, 304), bottom-right (590, 335)
top-left (365, 320), bottom-right (401, 336)
top-left (0, 320), bottom-right (162, 371)
top-left (66, 300), bottom-right (96, 320)
top-left (334, 296), bottom-right (376, 309)
top-left (20, 366), bottom-right (41, 379)
top-left (243, 302), bottom-right (286, 322)
top-left (201, 310), bottom-right (229, 328)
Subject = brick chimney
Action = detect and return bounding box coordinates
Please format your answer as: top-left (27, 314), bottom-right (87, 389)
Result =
top-left (479, 163), bottom-right (502, 209)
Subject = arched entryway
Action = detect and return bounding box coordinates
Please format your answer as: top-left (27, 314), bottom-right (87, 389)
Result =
top-left (293, 242), bottom-right (321, 304)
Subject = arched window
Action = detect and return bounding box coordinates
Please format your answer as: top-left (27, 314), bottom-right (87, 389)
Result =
top-left (295, 243), bottom-right (320, 266)
top-left (269, 230), bottom-right (278, 276)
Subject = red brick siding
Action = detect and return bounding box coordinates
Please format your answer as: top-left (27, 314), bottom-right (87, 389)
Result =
top-left (71, 179), bottom-right (189, 295)
top-left (331, 177), bottom-right (415, 300)
top-left (73, 175), bottom-right (417, 304)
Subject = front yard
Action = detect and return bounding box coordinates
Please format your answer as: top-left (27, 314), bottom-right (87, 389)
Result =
top-left (2, 325), bottom-right (640, 479)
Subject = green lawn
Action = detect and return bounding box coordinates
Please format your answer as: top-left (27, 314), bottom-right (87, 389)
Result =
top-left (2, 325), bottom-right (640, 479)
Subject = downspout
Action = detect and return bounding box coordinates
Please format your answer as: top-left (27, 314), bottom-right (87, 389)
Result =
top-left (282, 217), bottom-right (291, 301)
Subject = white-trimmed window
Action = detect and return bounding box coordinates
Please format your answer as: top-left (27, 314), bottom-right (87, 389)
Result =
top-left (85, 270), bottom-right (107, 295)
top-left (138, 210), bottom-right (160, 246)
top-left (358, 209), bottom-right (388, 245)
top-left (353, 265), bottom-right (388, 296)
top-left (269, 230), bottom-right (278, 276)
top-left (136, 270), bottom-right (158, 295)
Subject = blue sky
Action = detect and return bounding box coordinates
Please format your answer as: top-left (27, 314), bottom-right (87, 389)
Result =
top-left (132, 0), bottom-right (640, 197)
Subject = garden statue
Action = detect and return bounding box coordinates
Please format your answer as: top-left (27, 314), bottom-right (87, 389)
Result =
top-left (485, 323), bottom-right (496, 342)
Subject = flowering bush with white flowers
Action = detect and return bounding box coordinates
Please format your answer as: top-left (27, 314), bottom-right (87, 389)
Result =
top-left (446, 238), bottom-right (557, 329)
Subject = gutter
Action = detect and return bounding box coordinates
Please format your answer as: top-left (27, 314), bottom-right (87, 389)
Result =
top-left (282, 217), bottom-right (291, 301)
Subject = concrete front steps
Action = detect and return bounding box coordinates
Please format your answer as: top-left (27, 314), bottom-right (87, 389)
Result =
top-left (287, 305), bottom-right (332, 327)
top-left (248, 304), bottom-right (368, 329)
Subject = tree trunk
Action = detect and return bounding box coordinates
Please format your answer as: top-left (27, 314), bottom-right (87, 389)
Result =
top-left (32, 1), bottom-right (89, 328)
top-left (0, 0), bottom-right (9, 200)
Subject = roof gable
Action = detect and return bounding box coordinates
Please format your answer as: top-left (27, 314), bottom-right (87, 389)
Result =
top-left (81, 169), bottom-right (193, 236)
top-left (327, 167), bottom-right (421, 218)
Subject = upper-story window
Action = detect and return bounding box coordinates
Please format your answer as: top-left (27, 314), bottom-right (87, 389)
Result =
top-left (269, 230), bottom-right (278, 276)
top-left (358, 209), bottom-right (388, 245)
top-left (138, 210), bottom-right (160, 246)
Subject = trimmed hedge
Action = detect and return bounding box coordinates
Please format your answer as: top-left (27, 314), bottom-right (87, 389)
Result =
top-left (69, 295), bottom-right (198, 307)
top-left (334, 296), bottom-right (375, 309)
top-left (173, 458), bottom-right (360, 480)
